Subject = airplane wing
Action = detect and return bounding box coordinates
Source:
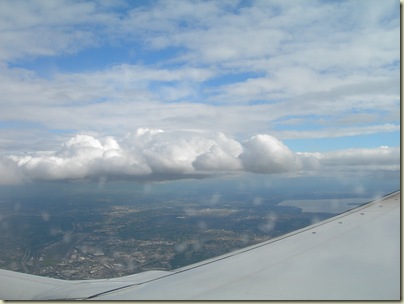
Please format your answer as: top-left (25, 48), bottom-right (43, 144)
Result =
top-left (0, 191), bottom-right (400, 300)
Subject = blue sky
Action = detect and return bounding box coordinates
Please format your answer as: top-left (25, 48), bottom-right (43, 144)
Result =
top-left (0, 0), bottom-right (400, 185)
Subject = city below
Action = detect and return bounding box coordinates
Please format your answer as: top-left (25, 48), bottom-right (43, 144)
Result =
top-left (0, 181), bottom-right (373, 280)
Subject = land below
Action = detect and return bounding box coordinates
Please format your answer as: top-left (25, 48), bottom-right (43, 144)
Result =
top-left (0, 182), bottom-right (368, 280)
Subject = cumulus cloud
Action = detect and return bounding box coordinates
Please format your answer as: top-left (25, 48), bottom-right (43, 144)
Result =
top-left (3, 129), bottom-right (299, 183)
top-left (9, 134), bottom-right (151, 181)
top-left (1, 129), bottom-right (398, 184)
top-left (239, 134), bottom-right (297, 173)
top-left (193, 133), bottom-right (243, 171)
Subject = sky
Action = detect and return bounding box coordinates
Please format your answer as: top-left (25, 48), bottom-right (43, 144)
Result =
top-left (0, 0), bottom-right (400, 186)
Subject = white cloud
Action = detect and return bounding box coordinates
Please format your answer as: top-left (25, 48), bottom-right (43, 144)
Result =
top-left (2, 130), bottom-right (398, 184)
top-left (1, 0), bottom-right (398, 73)
top-left (0, 0), bottom-right (128, 62)
top-left (2, 130), bottom-right (297, 183)
top-left (273, 123), bottom-right (400, 140)
top-left (9, 133), bottom-right (151, 181)
top-left (298, 146), bottom-right (400, 172)
top-left (193, 133), bottom-right (243, 171)
top-left (0, 0), bottom-right (399, 161)
top-left (239, 134), bottom-right (297, 173)
top-left (0, 61), bottom-right (398, 147)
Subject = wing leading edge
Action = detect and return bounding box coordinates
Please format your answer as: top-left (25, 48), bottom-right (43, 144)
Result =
top-left (0, 191), bottom-right (400, 300)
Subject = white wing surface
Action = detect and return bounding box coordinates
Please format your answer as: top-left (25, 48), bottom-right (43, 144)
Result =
top-left (0, 191), bottom-right (400, 300)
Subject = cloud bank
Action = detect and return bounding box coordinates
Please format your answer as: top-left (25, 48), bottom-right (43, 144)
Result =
top-left (1, 129), bottom-right (399, 184)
